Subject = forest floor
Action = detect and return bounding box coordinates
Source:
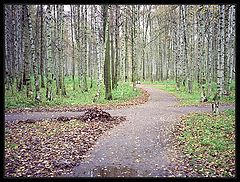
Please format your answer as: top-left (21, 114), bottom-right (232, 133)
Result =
top-left (4, 84), bottom-right (235, 177)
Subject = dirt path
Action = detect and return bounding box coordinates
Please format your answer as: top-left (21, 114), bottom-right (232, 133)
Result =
top-left (5, 84), bottom-right (235, 177)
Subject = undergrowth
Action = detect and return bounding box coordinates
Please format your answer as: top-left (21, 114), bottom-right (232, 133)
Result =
top-left (143, 80), bottom-right (235, 106)
top-left (177, 109), bottom-right (235, 177)
top-left (5, 77), bottom-right (141, 109)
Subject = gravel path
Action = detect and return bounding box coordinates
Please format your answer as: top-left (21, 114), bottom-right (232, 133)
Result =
top-left (64, 85), bottom-right (235, 177)
top-left (5, 84), bottom-right (235, 177)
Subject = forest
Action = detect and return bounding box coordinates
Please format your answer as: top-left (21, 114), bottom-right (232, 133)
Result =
top-left (4, 4), bottom-right (235, 177)
top-left (4, 5), bottom-right (235, 107)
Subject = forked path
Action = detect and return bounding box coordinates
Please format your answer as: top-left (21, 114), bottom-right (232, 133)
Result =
top-left (65, 84), bottom-right (235, 177)
top-left (4, 84), bottom-right (234, 177)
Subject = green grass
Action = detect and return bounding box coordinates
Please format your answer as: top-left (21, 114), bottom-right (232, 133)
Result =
top-left (178, 109), bottom-right (235, 177)
top-left (143, 80), bottom-right (235, 106)
top-left (5, 77), bottom-right (141, 109)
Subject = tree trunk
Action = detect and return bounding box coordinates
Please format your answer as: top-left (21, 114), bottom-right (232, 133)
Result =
top-left (60, 5), bottom-right (66, 96)
top-left (26, 5), bottom-right (41, 102)
top-left (83, 5), bottom-right (88, 92)
top-left (114, 5), bottom-right (120, 88)
top-left (110, 5), bottom-right (115, 89)
top-left (103, 5), bottom-right (112, 100)
top-left (45, 5), bottom-right (53, 100)
top-left (132, 5), bottom-right (137, 88)
top-left (124, 6), bottom-right (129, 82)
top-left (94, 5), bottom-right (101, 101)
top-left (22, 5), bottom-right (32, 98)
top-left (223, 5), bottom-right (230, 95)
top-left (228, 5), bottom-right (235, 90)
top-left (217, 5), bottom-right (225, 96)
top-left (40, 5), bottom-right (45, 88)
top-left (70, 5), bottom-right (75, 90)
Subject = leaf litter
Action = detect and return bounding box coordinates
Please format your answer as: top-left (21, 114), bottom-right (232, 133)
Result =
top-left (167, 112), bottom-right (235, 177)
top-left (5, 108), bottom-right (126, 177)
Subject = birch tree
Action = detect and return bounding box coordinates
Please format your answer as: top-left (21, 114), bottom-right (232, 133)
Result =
top-left (114, 5), bottom-right (120, 88)
top-left (83, 5), bottom-right (88, 92)
top-left (45, 5), bottom-right (53, 100)
top-left (223, 5), bottom-right (230, 95)
top-left (70, 5), bottom-right (75, 90)
top-left (131, 5), bottom-right (137, 88)
top-left (93, 5), bottom-right (102, 101)
top-left (26, 5), bottom-right (41, 102)
top-left (124, 6), bottom-right (129, 82)
top-left (40, 5), bottom-right (45, 88)
top-left (217, 5), bottom-right (225, 96)
top-left (228, 5), bottom-right (235, 89)
top-left (110, 5), bottom-right (115, 89)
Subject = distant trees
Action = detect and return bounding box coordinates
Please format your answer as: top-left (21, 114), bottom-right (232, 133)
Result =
top-left (140, 5), bottom-right (235, 101)
top-left (4, 4), bottom-right (235, 103)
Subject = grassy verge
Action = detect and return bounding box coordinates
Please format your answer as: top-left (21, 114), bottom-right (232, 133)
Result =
top-left (143, 80), bottom-right (235, 106)
top-left (5, 77), bottom-right (141, 110)
top-left (176, 109), bottom-right (235, 177)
